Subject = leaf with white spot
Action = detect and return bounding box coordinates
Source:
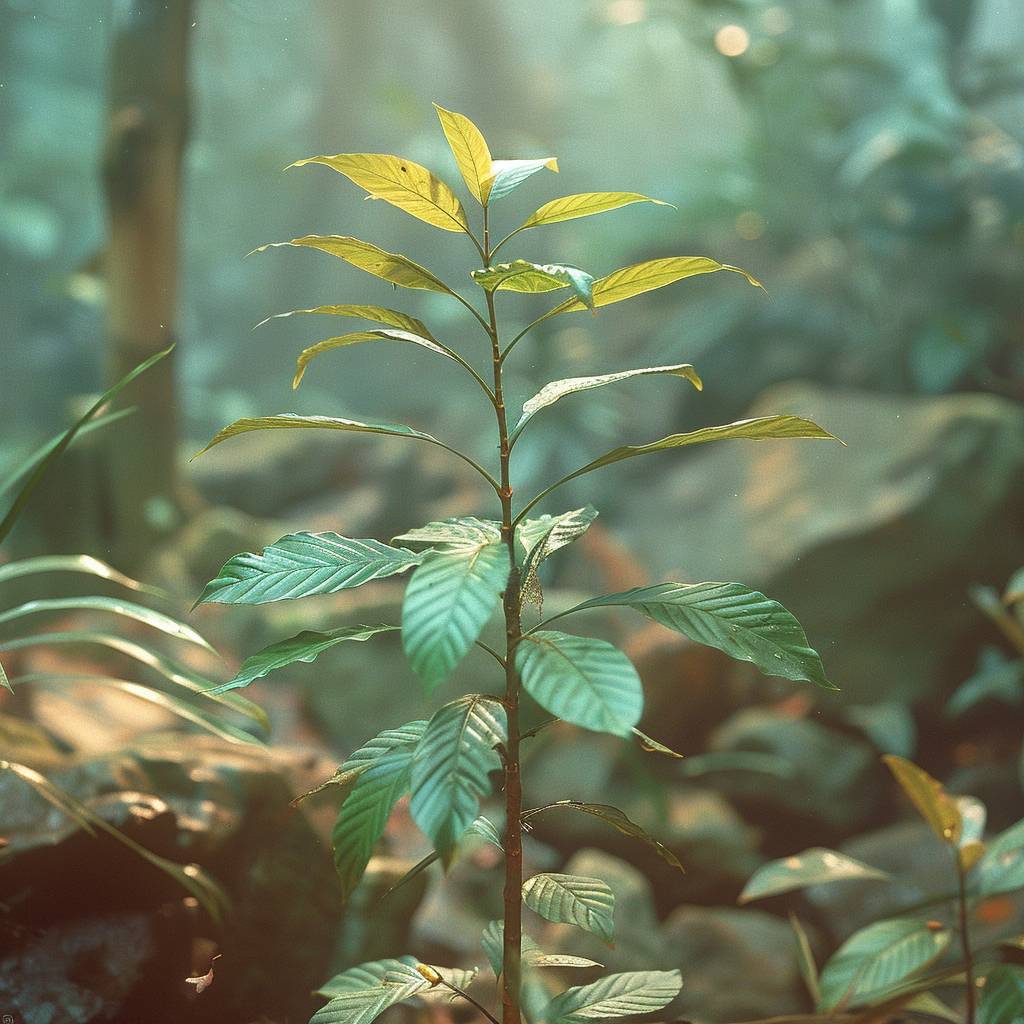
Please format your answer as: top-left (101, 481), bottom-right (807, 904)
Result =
top-left (740, 847), bottom-right (891, 903)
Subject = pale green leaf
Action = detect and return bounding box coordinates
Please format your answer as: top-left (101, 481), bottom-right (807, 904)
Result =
top-left (251, 236), bottom-right (456, 295)
top-left (559, 582), bottom-right (835, 690)
top-left (519, 192), bottom-right (672, 230)
top-left (471, 261), bottom-right (595, 308)
top-left (515, 631), bottom-right (642, 737)
top-left (293, 330), bottom-right (454, 388)
top-left (977, 817), bottom-right (1024, 897)
top-left (946, 648), bottom-right (1024, 717)
top-left (817, 918), bottom-right (951, 1010)
top-left (196, 532), bottom-right (422, 606)
top-left (883, 755), bottom-right (962, 844)
top-left (208, 624), bottom-right (398, 694)
top-left (979, 966), bottom-right (1024, 1024)
top-left (310, 980), bottom-right (427, 1024)
top-left (0, 554), bottom-right (161, 595)
top-left (0, 596), bottom-right (214, 654)
top-left (317, 957), bottom-right (419, 999)
top-left (518, 506), bottom-right (599, 610)
top-left (410, 695), bottom-right (507, 863)
top-left (632, 728), bottom-right (684, 759)
top-left (544, 970), bottom-right (683, 1023)
top-left (1005, 569), bottom-right (1024, 606)
top-left (739, 848), bottom-right (891, 904)
top-left (434, 104), bottom-right (494, 204)
top-left (394, 516), bottom-right (501, 550)
top-left (333, 721), bottom-right (427, 899)
top-left (289, 153), bottom-right (468, 233)
top-left (254, 303), bottom-right (436, 339)
top-left (486, 157), bottom-right (558, 201)
top-left (511, 364), bottom-right (702, 442)
top-left (402, 540), bottom-right (509, 692)
top-left (522, 872), bottom-right (615, 943)
top-left (481, 921), bottom-right (601, 976)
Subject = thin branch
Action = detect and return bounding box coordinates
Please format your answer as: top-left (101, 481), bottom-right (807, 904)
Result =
top-left (437, 978), bottom-right (501, 1024)
top-left (474, 640), bottom-right (507, 667)
top-left (489, 225), bottom-right (526, 260)
top-left (955, 852), bottom-right (977, 1024)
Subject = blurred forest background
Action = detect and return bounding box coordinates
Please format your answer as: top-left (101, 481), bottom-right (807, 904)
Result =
top-left (1, 1), bottom-right (1023, 1022)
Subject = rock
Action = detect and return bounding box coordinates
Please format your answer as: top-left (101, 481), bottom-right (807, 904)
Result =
top-left (0, 735), bottom-right (343, 1023)
top-left (615, 383), bottom-right (1024, 704)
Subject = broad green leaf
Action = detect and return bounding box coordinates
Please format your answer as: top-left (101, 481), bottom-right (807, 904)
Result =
top-left (979, 966), bottom-right (1024, 1024)
top-left (471, 261), bottom-right (595, 309)
top-left (208, 624), bottom-right (398, 694)
top-left (549, 415), bottom-right (842, 491)
top-left (402, 540), bottom-right (509, 692)
top-left (560, 582), bottom-right (835, 690)
top-left (533, 800), bottom-right (683, 873)
top-left (251, 236), bottom-right (456, 295)
top-left (0, 554), bottom-right (160, 595)
top-left (1, 760), bottom-right (229, 924)
top-left (515, 631), bottom-right (642, 737)
top-left (434, 104), bottom-right (493, 204)
top-left (545, 256), bottom-right (763, 319)
top-left (0, 344), bottom-right (172, 544)
top-left (518, 506), bottom-right (599, 610)
top-left (977, 817), bottom-right (1024, 897)
top-left (317, 957), bottom-right (419, 999)
top-left (522, 873), bottom-right (615, 943)
top-left (333, 721), bottom-right (426, 899)
top-left (394, 516), bottom-right (501, 550)
top-left (946, 648), bottom-right (1024, 717)
top-left (192, 413), bottom-right (445, 461)
top-left (0, 597), bottom-right (214, 654)
top-left (817, 918), bottom-right (951, 1010)
top-left (310, 979), bottom-right (427, 1024)
top-left (293, 330), bottom-right (454, 388)
top-left (409, 695), bottom-right (507, 863)
top-left (481, 921), bottom-right (601, 976)
top-left (632, 728), bottom-right (684, 759)
top-left (544, 970), bottom-right (683, 1023)
top-left (196, 533), bottom-right (422, 606)
top-left (289, 153), bottom-right (468, 233)
top-left (12, 673), bottom-right (260, 746)
top-left (511, 364), bottom-right (702, 441)
top-left (905, 993), bottom-right (962, 1024)
top-left (486, 157), bottom-right (558, 201)
top-left (739, 848), bottom-right (890, 904)
top-left (519, 192), bottom-right (672, 230)
top-left (882, 755), bottom-right (962, 844)
top-left (254, 303), bottom-right (435, 340)
top-left (0, 630), bottom-right (268, 734)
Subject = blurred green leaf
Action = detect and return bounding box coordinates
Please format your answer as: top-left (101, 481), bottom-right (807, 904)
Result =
top-left (883, 755), bottom-right (962, 844)
top-left (979, 966), bottom-right (1024, 1024)
top-left (740, 848), bottom-right (890, 904)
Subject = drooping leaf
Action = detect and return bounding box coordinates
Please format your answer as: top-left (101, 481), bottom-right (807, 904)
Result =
top-left (558, 582), bottom-right (835, 690)
top-left (515, 631), bottom-right (642, 737)
top-left (817, 918), bottom-right (951, 1010)
top-left (0, 630), bottom-right (268, 733)
top-left (511, 364), bottom-right (702, 441)
top-left (979, 966), bottom-right (1024, 1024)
top-left (333, 721), bottom-right (426, 899)
top-left (882, 755), bottom-right (962, 844)
top-left (402, 540), bottom-right (509, 692)
top-left (481, 921), bottom-right (601, 977)
top-left (434, 104), bottom-right (494, 204)
top-left (317, 957), bottom-right (420, 999)
top-left (207, 625), bottom-right (398, 694)
top-left (251, 236), bottom-right (456, 295)
top-left (293, 330), bottom-right (455, 388)
top-left (192, 413), bottom-right (446, 462)
top-left (471, 261), bottom-right (595, 308)
top-left (310, 979), bottom-right (427, 1024)
top-left (409, 695), bottom-right (507, 864)
top-left (521, 872), bottom-right (615, 943)
top-left (546, 415), bottom-right (842, 492)
top-left (12, 673), bottom-right (260, 746)
top-left (289, 153), bottom-right (468, 233)
top-left (543, 970), bottom-right (683, 1023)
top-left (0, 597), bottom-right (214, 654)
top-left (976, 817), bottom-right (1024, 897)
top-left (254, 303), bottom-right (436, 339)
top-left (394, 517), bottom-right (501, 550)
top-left (0, 345), bottom-right (173, 544)
top-left (0, 554), bottom-right (161, 595)
top-left (518, 192), bottom-right (672, 230)
top-left (632, 728), bottom-right (684, 759)
top-left (485, 157), bottom-right (558, 202)
top-left (196, 533), bottom-right (422, 606)
top-left (531, 800), bottom-right (683, 873)
top-left (518, 506), bottom-right (599, 610)
top-left (739, 848), bottom-right (891, 904)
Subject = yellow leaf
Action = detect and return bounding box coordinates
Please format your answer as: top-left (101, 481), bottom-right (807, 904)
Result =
top-left (520, 191), bottom-right (673, 229)
top-left (883, 755), bottom-right (962, 844)
top-left (434, 104), bottom-right (493, 205)
top-left (289, 153), bottom-right (468, 233)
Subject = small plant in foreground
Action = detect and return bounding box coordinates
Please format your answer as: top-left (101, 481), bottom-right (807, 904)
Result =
top-left (194, 104), bottom-right (842, 1024)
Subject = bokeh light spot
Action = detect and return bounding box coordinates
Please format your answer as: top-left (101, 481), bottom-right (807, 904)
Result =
top-left (605, 0), bottom-right (646, 26)
top-left (736, 210), bottom-right (766, 240)
top-left (714, 24), bottom-right (750, 57)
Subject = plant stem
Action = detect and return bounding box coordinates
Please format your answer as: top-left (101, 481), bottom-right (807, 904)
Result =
top-left (955, 853), bottom-right (977, 1024)
top-left (483, 205), bottom-right (524, 1024)
top-left (438, 978), bottom-right (502, 1024)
